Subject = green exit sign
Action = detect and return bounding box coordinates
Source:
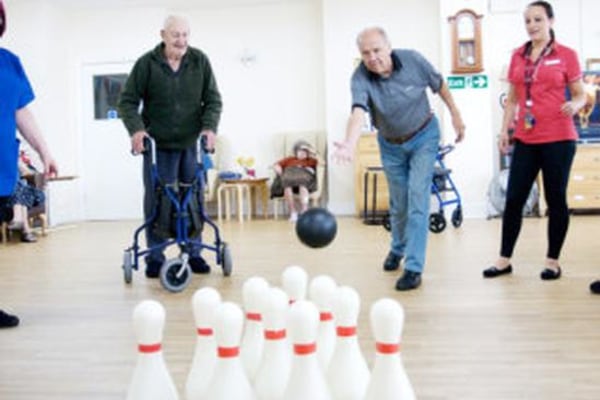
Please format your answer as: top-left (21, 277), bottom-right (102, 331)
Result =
top-left (447, 76), bottom-right (465, 89)
top-left (447, 74), bottom-right (488, 89)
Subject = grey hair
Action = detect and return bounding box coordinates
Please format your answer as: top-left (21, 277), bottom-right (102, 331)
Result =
top-left (356, 26), bottom-right (391, 47)
top-left (163, 15), bottom-right (189, 31)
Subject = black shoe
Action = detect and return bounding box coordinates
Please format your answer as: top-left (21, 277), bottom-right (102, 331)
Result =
top-left (383, 252), bottom-right (403, 271)
top-left (189, 256), bottom-right (211, 274)
top-left (540, 267), bottom-right (561, 280)
top-left (590, 280), bottom-right (600, 294)
top-left (145, 260), bottom-right (163, 279)
top-left (0, 310), bottom-right (19, 328)
top-left (483, 265), bottom-right (513, 278)
top-left (395, 270), bottom-right (421, 291)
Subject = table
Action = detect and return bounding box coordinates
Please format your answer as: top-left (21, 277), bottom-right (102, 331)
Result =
top-left (218, 177), bottom-right (269, 221)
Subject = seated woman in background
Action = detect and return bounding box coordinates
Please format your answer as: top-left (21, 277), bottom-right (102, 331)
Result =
top-left (272, 140), bottom-right (318, 222)
top-left (8, 154), bottom-right (45, 243)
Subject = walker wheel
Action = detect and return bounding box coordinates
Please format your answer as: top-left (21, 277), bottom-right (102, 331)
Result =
top-left (160, 257), bottom-right (192, 293)
top-left (429, 212), bottom-right (446, 233)
top-left (122, 250), bottom-right (133, 284)
top-left (451, 206), bottom-right (463, 228)
top-left (220, 243), bottom-right (232, 277)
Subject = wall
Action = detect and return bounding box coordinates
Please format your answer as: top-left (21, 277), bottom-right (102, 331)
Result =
top-left (4, 0), bottom-right (600, 222)
top-left (4, 0), bottom-right (325, 223)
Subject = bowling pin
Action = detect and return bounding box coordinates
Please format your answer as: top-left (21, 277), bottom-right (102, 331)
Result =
top-left (282, 300), bottom-right (332, 400)
top-left (308, 275), bottom-right (337, 371)
top-left (326, 286), bottom-right (370, 400)
top-left (254, 287), bottom-right (292, 400)
top-left (281, 265), bottom-right (308, 304)
top-left (241, 276), bottom-right (270, 382)
top-left (202, 301), bottom-right (256, 400)
top-left (126, 300), bottom-right (178, 400)
top-left (364, 298), bottom-right (415, 400)
top-left (185, 287), bottom-right (221, 400)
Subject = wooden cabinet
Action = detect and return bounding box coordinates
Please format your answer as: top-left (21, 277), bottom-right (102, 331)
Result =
top-left (568, 144), bottom-right (600, 210)
top-left (354, 134), bottom-right (389, 216)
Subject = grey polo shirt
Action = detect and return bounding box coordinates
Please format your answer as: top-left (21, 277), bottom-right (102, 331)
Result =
top-left (351, 49), bottom-right (443, 140)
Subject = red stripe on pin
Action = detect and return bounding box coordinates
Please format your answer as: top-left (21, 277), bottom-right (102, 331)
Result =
top-left (336, 326), bottom-right (356, 336)
top-left (138, 343), bottom-right (161, 353)
top-left (320, 312), bottom-right (333, 321)
top-left (376, 342), bottom-right (400, 354)
top-left (246, 312), bottom-right (262, 321)
top-left (294, 343), bottom-right (317, 355)
top-left (264, 329), bottom-right (286, 340)
top-left (218, 346), bottom-right (239, 358)
top-left (197, 328), bottom-right (213, 336)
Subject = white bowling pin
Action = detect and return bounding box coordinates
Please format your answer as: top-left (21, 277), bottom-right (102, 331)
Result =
top-left (241, 276), bottom-right (270, 382)
top-left (126, 300), bottom-right (178, 400)
top-left (283, 300), bottom-right (332, 400)
top-left (308, 275), bottom-right (337, 371)
top-left (281, 265), bottom-right (308, 304)
top-left (254, 287), bottom-right (292, 400)
top-left (364, 298), bottom-right (415, 400)
top-left (326, 286), bottom-right (370, 400)
top-left (185, 287), bottom-right (221, 400)
top-left (202, 301), bottom-right (256, 400)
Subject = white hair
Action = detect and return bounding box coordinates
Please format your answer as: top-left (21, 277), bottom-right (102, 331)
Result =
top-left (356, 26), bottom-right (391, 47)
top-left (163, 15), bottom-right (189, 31)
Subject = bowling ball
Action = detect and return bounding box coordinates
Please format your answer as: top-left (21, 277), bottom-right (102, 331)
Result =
top-left (295, 208), bottom-right (337, 248)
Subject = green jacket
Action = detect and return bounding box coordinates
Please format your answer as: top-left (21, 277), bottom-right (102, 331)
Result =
top-left (118, 43), bottom-right (222, 150)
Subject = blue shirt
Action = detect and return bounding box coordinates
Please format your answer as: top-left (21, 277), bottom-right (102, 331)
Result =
top-left (0, 48), bottom-right (34, 196)
top-left (351, 49), bottom-right (443, 140)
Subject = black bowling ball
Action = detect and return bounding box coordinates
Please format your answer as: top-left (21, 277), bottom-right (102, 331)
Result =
top-left (295, 208), bottom-right (337, 248)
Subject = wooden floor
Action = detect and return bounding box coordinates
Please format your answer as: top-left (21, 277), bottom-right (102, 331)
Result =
top-left (1, 215), bottom-right (600, 399)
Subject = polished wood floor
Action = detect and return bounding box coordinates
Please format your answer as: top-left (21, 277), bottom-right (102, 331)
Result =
top-left (1, 215), bottom-right (600, 399)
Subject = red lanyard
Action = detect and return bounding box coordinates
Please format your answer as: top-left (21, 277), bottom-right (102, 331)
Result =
top-left (524, 41), bottom-right (553, 108)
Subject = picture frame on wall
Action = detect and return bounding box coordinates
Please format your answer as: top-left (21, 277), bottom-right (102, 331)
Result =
top-left (586, 58), bottom-right (600, 71)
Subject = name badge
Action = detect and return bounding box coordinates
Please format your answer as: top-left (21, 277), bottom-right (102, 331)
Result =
top-left (544, 59), bottom-right (560, 66)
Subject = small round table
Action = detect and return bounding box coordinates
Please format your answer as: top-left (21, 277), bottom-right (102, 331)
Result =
top-left (218, 177), bottom-right (269, 221)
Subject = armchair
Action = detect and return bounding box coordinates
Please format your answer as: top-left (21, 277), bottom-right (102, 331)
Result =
top-left (271, 132), bottom-right (327, 219)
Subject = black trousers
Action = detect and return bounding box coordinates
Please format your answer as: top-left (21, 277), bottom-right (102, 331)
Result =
top-left (501, 140), bottom-right (576, 260)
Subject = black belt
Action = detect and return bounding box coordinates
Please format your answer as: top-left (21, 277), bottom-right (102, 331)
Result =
top-left (384, 113), bottom-right (433, 145)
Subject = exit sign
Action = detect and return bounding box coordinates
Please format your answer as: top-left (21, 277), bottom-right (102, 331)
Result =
top-left (447, 74), bottom-right (488, 89)
top-left (447, 76), bottom-right (466, 89)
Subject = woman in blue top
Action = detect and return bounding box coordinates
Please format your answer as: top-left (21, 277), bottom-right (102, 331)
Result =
top-left (0, 0), bottom-right (58, 328)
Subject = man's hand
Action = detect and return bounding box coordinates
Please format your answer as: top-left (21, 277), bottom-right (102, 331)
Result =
top-left (452, 113), bottom-right (466, 143)
top-left (201, 130), bottom-right (217, 151)
top-left (332, 141), bottom-right (355, 164)
top-left (131, 130), bottom-right (148, 155)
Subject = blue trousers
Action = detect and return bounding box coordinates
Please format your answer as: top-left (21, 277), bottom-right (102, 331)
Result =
top-left (377, 116), bottom-right (440, 273)
top-left (142, 145), bottom-right (201, 264)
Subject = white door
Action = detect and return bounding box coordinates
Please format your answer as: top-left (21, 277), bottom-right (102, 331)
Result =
top-left (81, 62), bottom-right (143, 220)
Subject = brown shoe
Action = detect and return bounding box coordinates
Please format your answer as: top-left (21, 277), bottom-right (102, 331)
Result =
top-left (21, 232), bottom-right (37, 243)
